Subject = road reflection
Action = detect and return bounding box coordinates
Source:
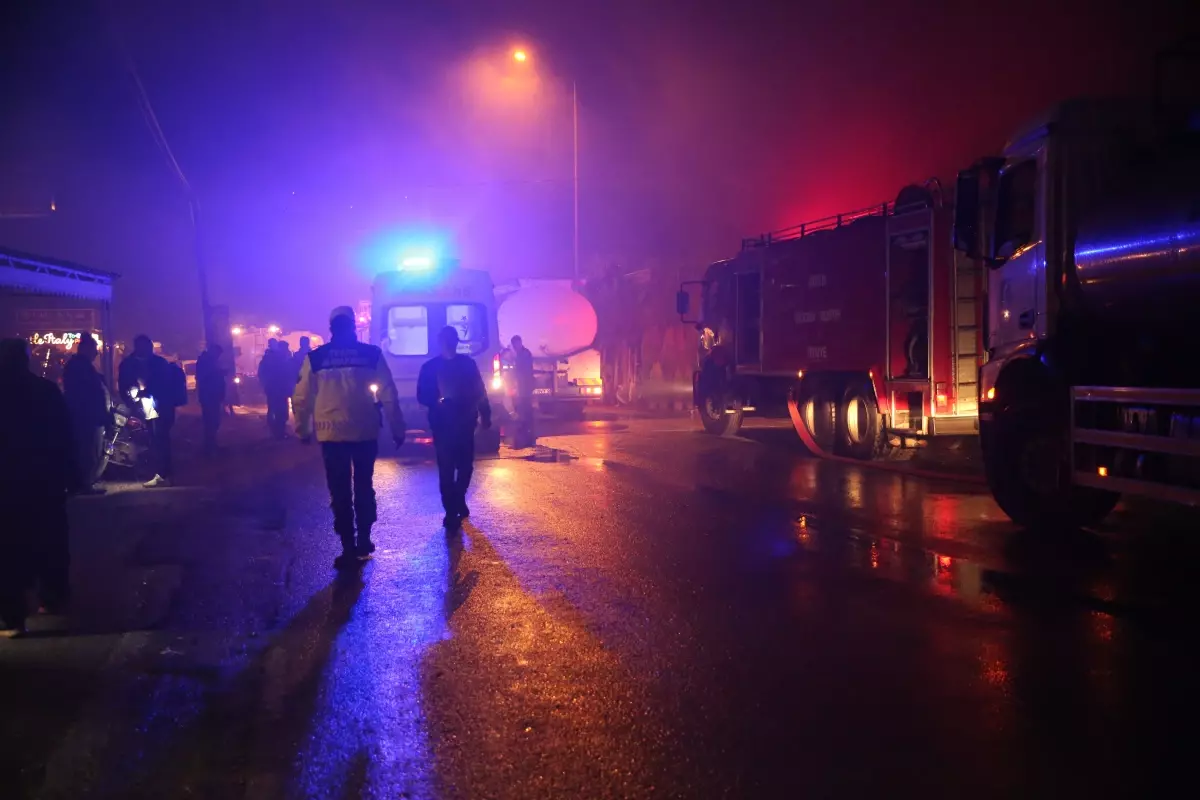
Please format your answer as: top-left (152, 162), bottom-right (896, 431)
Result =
top-left (292, 460), bottom-right (449, 798)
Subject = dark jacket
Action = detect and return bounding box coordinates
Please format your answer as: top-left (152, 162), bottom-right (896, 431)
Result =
top-left (417, 354), bottom-right (491, 433)
top-left (513, 347), bottom-right (535, 397)
top-left (118, 352), bottom-right (173, 410)
top-left (257, 349), bottom-right (292, 399)
top-left (195, 350), bottom-right (226, 407)
top-left (63, 354), bottom-right (110, 428)
top-left (0, 367), bottom-right (78, 498)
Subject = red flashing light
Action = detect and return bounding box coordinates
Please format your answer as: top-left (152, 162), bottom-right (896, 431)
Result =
top-left (492, 354), bottom-right (501, 376)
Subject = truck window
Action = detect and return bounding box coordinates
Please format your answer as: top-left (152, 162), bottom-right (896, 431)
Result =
top-left (994, 159), bottom-right (1037, 259)
top-left (446, 304), bottom-right (489, 355)
top-left (385, 305), bottom-right (430, 356)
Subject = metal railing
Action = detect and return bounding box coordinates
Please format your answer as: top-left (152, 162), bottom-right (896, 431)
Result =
top-left (741, 202), bottom-right (893, 250)
top-left (1070, 385), bottom-right (1200, 505)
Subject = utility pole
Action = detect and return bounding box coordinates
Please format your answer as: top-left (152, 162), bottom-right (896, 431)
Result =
top-left (188, 196), bottom-right (214, 346)
top-left (572, 80), bottom-right (580, 282)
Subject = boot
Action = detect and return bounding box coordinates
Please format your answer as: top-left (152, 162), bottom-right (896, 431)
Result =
top-left (357, 529), bottom-right (376, 560)
top-left (333, 534), bottom-right (358, 570)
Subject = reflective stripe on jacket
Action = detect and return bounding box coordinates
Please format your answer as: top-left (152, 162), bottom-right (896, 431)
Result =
top-left (292, 338), bottom-right (404, 442)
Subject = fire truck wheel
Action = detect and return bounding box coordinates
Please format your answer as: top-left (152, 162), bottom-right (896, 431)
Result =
top-left (836, 382), bottom-right (885, 460)
top-left (982, 396), bottom-right (1120, 530)
top-left (792, 380), bottom-right (837, 454)
top-left (697, 385), bottom-right (743, 436)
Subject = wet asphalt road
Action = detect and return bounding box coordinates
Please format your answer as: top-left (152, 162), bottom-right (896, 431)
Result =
top-left (2, 413), bottom-right (1198, 799)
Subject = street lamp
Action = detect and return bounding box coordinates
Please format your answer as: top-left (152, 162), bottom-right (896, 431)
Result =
top-left (513, 48), bottom-right (579, 282)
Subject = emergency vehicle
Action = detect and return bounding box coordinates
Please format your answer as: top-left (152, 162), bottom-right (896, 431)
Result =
top-left (368, 256), bottom-right (508, 450)
top-left (678, 181), bottom-right (982, 460)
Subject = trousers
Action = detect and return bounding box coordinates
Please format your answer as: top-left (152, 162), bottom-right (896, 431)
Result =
top-left (434, 426), bottom-right (475, 516)
top-left (75, 423), bottom-right (107, 486)
top-left (200, 401), bottom-right (222, 455)
top-left (0, 498), bottom-right (70, 627)
top-left (320, 440), bottom-right (378, 540)
top-left (511, 396), bottom-right (536, 448)
top-left (266, 394), bottom-right (290, 438)
top-left (150, 411), bottom-right (175, 479)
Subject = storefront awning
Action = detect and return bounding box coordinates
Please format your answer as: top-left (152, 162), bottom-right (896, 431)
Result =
top-left (0, 247), bottom-right (117, 303)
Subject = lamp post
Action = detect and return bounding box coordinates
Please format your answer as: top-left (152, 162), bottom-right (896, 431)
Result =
top-left (514, 49), bottom-right (579, 281)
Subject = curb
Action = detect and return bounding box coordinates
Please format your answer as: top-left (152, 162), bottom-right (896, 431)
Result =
top-left (636, 399), bottom-right (692, 414)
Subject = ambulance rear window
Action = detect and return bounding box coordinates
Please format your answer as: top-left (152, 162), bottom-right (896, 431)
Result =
top-left (385, 306), bottom-right (429, 356)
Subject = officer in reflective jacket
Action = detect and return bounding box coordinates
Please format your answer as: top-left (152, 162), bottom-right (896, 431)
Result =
top-left (293, 306), bottom-right (406, 569)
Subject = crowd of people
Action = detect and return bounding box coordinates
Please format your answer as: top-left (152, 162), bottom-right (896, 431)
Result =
top-left (0, 310), bottom-right (540, 635)
top-left (256, 335), bottom-right (311, 439)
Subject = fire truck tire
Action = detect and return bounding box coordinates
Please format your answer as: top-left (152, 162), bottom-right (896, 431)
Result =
top-left (696, 383), bottom-right (743, 436)
top-left (981, 396), bottom-right (1120, 531)
top-left (835, 382), bottom-right (885, 460)
top-left (793, 380), bottom-right (837, 454)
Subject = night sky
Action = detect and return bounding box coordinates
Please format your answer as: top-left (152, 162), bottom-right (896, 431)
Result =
top-left (1, 0), bottom-right (1194, 351)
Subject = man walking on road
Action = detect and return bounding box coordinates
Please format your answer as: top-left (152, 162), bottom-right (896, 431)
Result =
top-left (509, 334), bottom-right (536, 449)
top-left (293, 306), bottom-right (405, 569)
top-left (0, 339), bottom-right (78, 635)
top-left (259, 339), bottom-right (290, 439)
top-left (63, 333), bottom-right (110, 493)
top-left (418, 325), bottom-right (492, 531)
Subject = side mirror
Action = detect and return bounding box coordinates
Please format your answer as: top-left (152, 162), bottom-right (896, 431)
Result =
top-left (675, 290), bottom-right (690, 316)
top-left (952, 168), bottom-right (983, 259)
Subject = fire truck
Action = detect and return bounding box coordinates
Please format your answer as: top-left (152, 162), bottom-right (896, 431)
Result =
top-left (677, 181), bottom-right (983, 460)
top-left (679, 59), bottom-right (1200, 529)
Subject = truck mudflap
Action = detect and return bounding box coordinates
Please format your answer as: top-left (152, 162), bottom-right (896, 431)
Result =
top-left (1071, 386), bottom-right (1200, 505)
top-left (786, 396), bottom-right (830, 458)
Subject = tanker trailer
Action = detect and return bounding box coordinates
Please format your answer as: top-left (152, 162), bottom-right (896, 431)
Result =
top-left (953, 97), bottom-right (1200, 528)
top-left (495, 279), bottom-right (602, 420)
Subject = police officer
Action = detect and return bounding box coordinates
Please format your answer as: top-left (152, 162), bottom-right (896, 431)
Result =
top-left (293, 306), bottom-right (405, 569)
top-left (418, 325), bottom-right (492, 531)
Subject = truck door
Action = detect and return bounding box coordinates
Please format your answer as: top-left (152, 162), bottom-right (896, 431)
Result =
top-left (991, 156), bottom-right (1044, 352)
top-left (734, 270), bottom-right (762, 367)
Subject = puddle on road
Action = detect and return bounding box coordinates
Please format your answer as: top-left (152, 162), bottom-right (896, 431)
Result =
top-left (790, 514), bottom-right (998, 611)
top-left (787, 513), bottom-right (1170, 621)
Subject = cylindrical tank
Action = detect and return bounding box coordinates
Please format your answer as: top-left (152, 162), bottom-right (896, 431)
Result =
top-left (496, 280), bottom-right (599, 357)
top-left (1074, 165), bottom-right (1200, 321)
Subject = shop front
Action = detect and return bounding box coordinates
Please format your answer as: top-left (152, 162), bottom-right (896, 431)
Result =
top-left (1, 247), bottom-right (117, 385)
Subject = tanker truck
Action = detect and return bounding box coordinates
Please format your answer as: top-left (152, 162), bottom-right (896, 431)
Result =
top-left (495, 279), bottom-right (603, 420)
top-left (953, 95), bottom-right (1200, 528)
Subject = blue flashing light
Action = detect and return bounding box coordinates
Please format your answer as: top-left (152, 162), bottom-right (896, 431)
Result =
top-left (400, 255), bottom-right (434, 270)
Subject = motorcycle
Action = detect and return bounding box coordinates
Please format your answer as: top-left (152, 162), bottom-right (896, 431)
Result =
top-left (102, 392), bottom-right (153, 478)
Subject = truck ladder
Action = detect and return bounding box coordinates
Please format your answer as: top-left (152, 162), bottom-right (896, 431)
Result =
top-left (951, 252), bottom-right (981, 418)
